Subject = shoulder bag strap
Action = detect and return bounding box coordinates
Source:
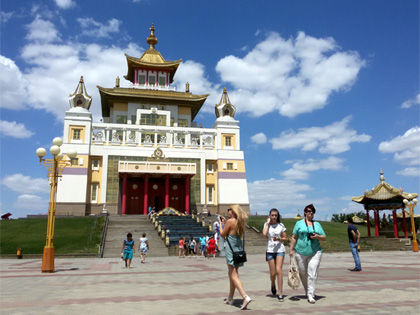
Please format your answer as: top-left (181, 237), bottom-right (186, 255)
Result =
top-left (225, 236), bottom-right (235, 252)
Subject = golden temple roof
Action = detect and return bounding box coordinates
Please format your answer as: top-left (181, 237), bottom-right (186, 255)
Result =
top-left (352, 170), bottom-right (418, 205)
top-left (124, 25), bottom-right (181, 83)
top-left (97, 86), bottom-right (209, 118)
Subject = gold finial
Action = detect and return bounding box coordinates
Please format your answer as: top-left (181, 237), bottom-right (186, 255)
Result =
top-left (380, 169), bottom-right (385, 182)
top-left (116, 76), bottom-right (120, 88)
top-left (223, 87), bottom-right (227, 94)
top-left (185, 82), bottom-right (190, 93)
top-left (147, 24), bottom-right (158, 49)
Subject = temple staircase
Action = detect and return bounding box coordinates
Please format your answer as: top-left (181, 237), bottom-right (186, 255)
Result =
top-left (103, 215), bottom-right (169, 258)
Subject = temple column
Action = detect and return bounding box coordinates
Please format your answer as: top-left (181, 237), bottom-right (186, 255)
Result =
top-left (402, 209), bottom-right (408, 238)
top-left (143, 174), bottom-right (149, 215)
top-left (165, 174), bottom-right (169, 208)
top-left (185, 176), bottom-right (190, 215)
top-left (392, 209), bottom-right (398, 238)
top-left (366, 209), bottom-right (371, 237)
top-left (374, 210), bottom-right (379, 237)
top-left (121, 174), bottom-right (127, 215)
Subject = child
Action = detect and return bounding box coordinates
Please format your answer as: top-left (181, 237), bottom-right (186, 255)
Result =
top-left (121, 233), bottom-right (135, 268)
top-left (139, 233), bottom-right (149, 263)
top-left (207, 236), bottom-right (216, 259)
top-left (178, 237), bottom-right (184, 258)
top-left (188, 236), bottom-right (196, 257)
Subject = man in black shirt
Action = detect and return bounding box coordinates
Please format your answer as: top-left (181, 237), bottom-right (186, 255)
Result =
top-left (347, 217), bottom-right (362, 271)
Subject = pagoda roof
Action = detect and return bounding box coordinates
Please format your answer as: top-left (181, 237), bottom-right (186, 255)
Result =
top-left (97, 86), bottom-right (208, 119)
top-left (124, 25), bottom-right (181, 83)
top-left (352, 170), bottom-right (418, 210)
top-left (124, 53), bottom-right (181, 83)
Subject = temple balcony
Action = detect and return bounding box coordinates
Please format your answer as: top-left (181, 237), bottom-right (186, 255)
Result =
top-left (91, 123), bottom-right (216, 149)
top-left (129, 82), bottom-right (177, 91)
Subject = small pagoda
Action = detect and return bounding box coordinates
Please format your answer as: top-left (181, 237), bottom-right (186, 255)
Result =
top-left (352, 170), bottom-right (418, 238)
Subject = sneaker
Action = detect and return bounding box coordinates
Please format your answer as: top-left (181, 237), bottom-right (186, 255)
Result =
top-left (271, 284), bottom-right (277, 296)
top-left (308, 295), bottom-right (316, 304)
top-left (240, 296), bottom-right (252, 310)
top-left (276, 295), bottom-right (284, 302)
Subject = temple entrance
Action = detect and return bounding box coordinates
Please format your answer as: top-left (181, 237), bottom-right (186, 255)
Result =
top-left (121, 174), bottom-right (190, 214)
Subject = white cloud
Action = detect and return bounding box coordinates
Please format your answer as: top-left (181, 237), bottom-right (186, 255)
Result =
top-left (378, 127), bottom-right (420, 166)
top-left (26, 17), bottom-right (60, 43)
top-left (216, 32), bottom-right (365, 117)
top-left (401, 93), bottom-right (420, 109)
top-left (0, 56), bottom-right (28, 110)
top-left (13, 17), bottom-right (141, 120)
top-left (77, 18), bottom-right (121, 38)
top-left (247, 178), bottom-right (312, 212)
top-left (173, 60), bottom-right (221, 112)
top-left (54, 0), bottom-right (75, 9)
top-left (2, 174), bottom-right (49, 194)
top-left (396, 167), bottom-right (420, 177)
top-left (0, 11), bottom-right (13, 23)
top-left (13, 194), bottom-right (48, 213)
top-left (250, 132), bottom-right (267, 144)
top-left (281, 156), bottom-right (345, 180)
top-left (0, 120), bottom-right (34, 138)
top-left (270, 116), bottom-right (371, 154)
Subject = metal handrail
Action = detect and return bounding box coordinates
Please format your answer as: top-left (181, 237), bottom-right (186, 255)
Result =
top-left (99, 214), bottom-right (110, 258)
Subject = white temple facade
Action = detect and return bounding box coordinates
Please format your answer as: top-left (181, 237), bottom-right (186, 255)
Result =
top-left (56, 26), bottom-right (249, 216)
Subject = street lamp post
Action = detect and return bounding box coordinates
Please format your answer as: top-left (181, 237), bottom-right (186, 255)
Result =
top-left (403, 195), bottom-right (418, 253)
top-left (36, 137), bottom-right (77, 273)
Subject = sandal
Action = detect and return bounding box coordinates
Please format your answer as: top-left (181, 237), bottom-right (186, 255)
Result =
top-left (223, 298), bottom-right (234, 305)
top-left (240, 296), bottom-right (252, 310)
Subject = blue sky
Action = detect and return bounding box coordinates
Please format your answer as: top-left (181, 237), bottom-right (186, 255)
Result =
top-left (1, 0), bottom-right (419, 219)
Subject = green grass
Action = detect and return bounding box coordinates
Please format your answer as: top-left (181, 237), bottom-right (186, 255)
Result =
top-left (248, 216), bottom-right (372, 252)
top-left (0, 216), bottom-right (105, 255)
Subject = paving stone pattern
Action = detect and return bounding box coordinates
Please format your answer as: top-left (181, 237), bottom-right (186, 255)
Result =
top-left (1, 251), bottom-right (419, 314)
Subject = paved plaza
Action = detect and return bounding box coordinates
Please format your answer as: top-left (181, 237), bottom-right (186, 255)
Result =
top-left (1, 251), bottom-right (419, 314)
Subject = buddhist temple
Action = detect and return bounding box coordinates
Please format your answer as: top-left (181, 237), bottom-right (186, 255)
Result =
top-left (352, 170), bottom-right (418, 238)
top-left (55, 25), bottom-right (250, 216)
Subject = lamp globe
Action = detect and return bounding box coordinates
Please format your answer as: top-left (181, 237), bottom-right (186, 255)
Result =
top-left (36, 147), bottom-right (47, 158)
top-left (67, 149), bottom-right (77, 159)
top-left (52, 137), bottom-right (63, 147)
top-left (50, 145), bottom-right (61, 156)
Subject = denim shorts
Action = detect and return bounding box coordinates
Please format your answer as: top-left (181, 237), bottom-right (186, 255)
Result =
top-left (266, 252), bottom-right (285, 261)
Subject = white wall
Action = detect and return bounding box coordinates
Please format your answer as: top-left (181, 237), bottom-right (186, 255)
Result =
top-left (218, 178), bottom-right (249, 204)
top-left (57, 175), bottom-right (88, 203)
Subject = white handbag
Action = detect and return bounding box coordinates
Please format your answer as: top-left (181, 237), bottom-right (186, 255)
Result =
top-left (287, 256), bottom-right (301, 290)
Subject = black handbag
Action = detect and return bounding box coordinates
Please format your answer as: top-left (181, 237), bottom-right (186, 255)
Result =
top-left (226, 236), bottom-right (247, 264)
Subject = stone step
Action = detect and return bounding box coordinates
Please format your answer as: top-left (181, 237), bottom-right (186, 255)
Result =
top-left (103, 215), bottom-right (169, 258)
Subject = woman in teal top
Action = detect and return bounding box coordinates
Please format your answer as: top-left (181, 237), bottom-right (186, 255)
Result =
top-left (289, 204), bottom-right (326, 304)
top-left (219, 205), bottom-right (253, 310)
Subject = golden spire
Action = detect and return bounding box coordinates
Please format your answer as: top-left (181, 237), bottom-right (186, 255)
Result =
top-left (147, 24), bottom-right (158, 49)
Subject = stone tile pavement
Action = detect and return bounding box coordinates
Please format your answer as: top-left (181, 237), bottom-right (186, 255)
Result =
top-left (1, 251), bottom-right (419, 314)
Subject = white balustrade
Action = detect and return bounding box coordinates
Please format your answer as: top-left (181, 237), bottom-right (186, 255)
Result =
top-left (92, 123), bottom-right (216, 149)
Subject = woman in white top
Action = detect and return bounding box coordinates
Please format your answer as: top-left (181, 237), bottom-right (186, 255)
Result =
top-left (262, 208), bottom-right (287, 301)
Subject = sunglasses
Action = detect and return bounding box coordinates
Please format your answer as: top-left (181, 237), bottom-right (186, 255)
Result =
top-left (304, 210), bottom-right (314, 213)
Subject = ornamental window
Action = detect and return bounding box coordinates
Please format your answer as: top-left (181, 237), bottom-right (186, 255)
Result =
top-left (225, 136), bottom-right (232, 147)
top-left (73, 129), bottom-right (81, 140)
top-left (158, 76), bottom-right (166, 86)
top-left (138, 74), bottom-right (146, 85)
top-left (91, 183), bottom-right (99, 202)
top-left (148, 75), bottom-right (156, 85)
